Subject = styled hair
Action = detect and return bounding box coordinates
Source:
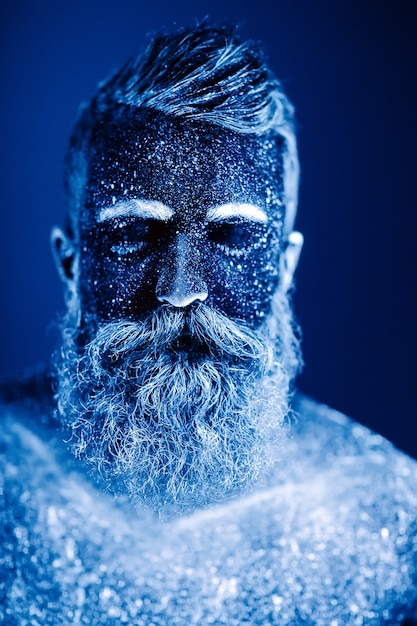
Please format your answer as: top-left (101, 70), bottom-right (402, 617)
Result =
top-left (65, 21), bottom-right (299, 233)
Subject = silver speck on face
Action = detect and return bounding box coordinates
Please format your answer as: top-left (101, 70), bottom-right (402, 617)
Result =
top-left (78, 111), bottom-right (286, 328)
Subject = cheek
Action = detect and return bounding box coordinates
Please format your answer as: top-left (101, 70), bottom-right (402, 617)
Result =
top-left (79, 250), bottom-right (158, 321)
top-left (206, 246), bottom-right (281, 326)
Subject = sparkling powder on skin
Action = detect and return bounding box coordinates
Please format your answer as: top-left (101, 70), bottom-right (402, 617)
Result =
top-left (77, 112), bottom-right (285, 331)
top-left (1, 394), bottom-right (416, 624)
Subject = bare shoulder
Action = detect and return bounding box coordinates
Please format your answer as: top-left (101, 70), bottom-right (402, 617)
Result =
top-left (171, 395), bottom-right (417, 623)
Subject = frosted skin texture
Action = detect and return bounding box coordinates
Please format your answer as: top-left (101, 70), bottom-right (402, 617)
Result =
top-left (1, 389), bottom-right (416, 624)
top-left (77, 112), bottom-right (285, 329)
top-left (3, 111), bottom-right (416, 622)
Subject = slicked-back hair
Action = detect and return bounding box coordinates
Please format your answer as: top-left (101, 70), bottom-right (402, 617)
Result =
top-left (65, 22), bottom-right (299, 234)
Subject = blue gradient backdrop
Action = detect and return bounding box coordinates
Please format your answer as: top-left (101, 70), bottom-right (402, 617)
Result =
top-left (1, 0), bottom-right (416, 457)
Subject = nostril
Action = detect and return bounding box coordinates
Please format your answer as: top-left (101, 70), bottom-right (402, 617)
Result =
top-left (156, 289), bottom-right (208, 308)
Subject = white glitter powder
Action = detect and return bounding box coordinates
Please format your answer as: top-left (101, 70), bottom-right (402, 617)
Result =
top-left (1, 393), bottom-right (416, 624)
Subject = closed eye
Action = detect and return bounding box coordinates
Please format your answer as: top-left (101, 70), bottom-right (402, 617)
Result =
top-left (207, 221), bottom-right (268, 252)
top-left (104, 218), bottom-right (171, 257)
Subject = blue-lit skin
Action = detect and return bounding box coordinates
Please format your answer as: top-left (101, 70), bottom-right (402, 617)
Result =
top-left (77, 111), bottom-right (285, 329)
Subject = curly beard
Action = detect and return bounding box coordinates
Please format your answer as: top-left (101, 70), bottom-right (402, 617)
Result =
top-left (53, 294), bottom-right (301, 515)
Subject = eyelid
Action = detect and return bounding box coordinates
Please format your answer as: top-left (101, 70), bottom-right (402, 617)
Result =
top-left (106, 219), bottom-right (171, 257)
top-left (105, 216), bottom-right (161, 229)
top-left (208, 217), bottom-right (261, 226)
top-left (207, 221), bottom-right (266, 252)
top-left (111, 242), bottom-right (145, 253)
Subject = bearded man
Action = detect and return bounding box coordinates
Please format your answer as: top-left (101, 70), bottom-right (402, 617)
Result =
top-left (1, 22), bottom-right (416, 625)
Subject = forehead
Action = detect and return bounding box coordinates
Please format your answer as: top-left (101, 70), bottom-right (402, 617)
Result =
top-left (83, 110), bottom-right (284, 222)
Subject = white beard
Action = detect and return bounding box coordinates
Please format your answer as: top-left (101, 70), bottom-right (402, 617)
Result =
top-left (54, 293), bottom-right (301, 515)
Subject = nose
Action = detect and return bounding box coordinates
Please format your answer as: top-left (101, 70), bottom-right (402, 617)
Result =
top-left (156, 233), bottom-right (208, 307)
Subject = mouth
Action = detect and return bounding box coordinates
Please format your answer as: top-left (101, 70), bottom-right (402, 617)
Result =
top-left (169, 330), bottom-right (211, 358)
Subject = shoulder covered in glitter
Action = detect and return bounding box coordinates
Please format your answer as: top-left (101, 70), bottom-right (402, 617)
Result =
top-left (1, 385), bottom-right (417, 624)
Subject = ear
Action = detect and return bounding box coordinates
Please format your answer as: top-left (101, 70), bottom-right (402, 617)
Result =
top-left (280, 231), bottom-right (303, 292)
top-left (51, 226), bottom-right (78, 289)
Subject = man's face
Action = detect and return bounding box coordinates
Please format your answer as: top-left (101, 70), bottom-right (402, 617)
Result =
top-left (54, 110), bottom-right (300, 514)
top-left (78, 111), bottom-right (285, 329)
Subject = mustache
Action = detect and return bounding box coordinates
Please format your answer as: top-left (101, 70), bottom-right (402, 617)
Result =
top-left (85, 303), bottom-right (273, 372)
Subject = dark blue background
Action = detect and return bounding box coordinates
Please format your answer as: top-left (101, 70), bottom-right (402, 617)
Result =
top-left (1, 0), bottom-right (416, 457)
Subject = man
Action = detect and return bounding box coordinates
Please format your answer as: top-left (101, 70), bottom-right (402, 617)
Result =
top-left (1, 22), bottom-right (416, 624)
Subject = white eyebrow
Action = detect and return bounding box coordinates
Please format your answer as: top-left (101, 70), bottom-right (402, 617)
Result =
top-left (98, 199), bottom-right (174, 222)
top-left (206, 203), bottom-right (268, 223)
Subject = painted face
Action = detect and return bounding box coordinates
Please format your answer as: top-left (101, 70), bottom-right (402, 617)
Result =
top-left (78, 110), bottom-right (286, 328)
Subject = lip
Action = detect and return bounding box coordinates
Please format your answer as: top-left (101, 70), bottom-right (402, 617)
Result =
top-left (169, 331), bottom-right (211, 356)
